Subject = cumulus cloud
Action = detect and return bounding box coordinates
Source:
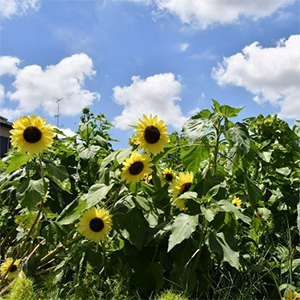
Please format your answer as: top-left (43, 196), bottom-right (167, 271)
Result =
top-left (4, 53), bottom-right (100, 117)
top-left (0, 56), bottom-right (20, 76)
top-left (113, 73), bottom-right (186, 130)
top-left (121, 0), bottom-right (295, 29)
top-left (212, 34), bottom-right (300, 119)
top-left (0, 56), bottom-right (20, 105)
top-left (0, 53), bottom-right (100, 119)
top-left (54, 126), bottom-right (77, 139)
top-left (0, 107), bottom-right (22, 120)
top-left (0, 0), bottom-right (40, 19)
top-left (0, 85), bottom-right (4, 104)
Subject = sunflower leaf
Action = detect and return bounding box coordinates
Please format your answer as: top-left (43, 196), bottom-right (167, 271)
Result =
top-left (168, 213), bottom-right (198, 252)
top-left (86, 183), bottom-right (114, 209)
top-left (17, 178), bottom-right (49, 210)
top-left (113, 208), bottom-right (148, 249)
top-left (5, 152), bottom-right (31, 174)
top-left (208, 231), bottom-right (240, 270)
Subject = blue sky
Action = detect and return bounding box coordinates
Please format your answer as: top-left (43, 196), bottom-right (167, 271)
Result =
top-left (0, 0), bottom-right (299, 147)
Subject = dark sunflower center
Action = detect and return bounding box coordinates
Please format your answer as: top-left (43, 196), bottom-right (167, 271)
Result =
top-left (129, 161), bottom-right (144, 175)
top-left (89, 218), bottom-right (104, 232)
top-left (9, 265), bottom-right (17, 273)
top-left (144, 126), bottom-right (160, 144)
top-left (165, 173), bottom-right (174, 182)
top-left (23, 126), bottom-right (42, 143)
top-left (180, 182), bottom-right (192, 194)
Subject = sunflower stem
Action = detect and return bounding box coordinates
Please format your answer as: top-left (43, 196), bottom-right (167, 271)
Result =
top-left (0, 193), bottom-right (46, 286)
top-left (0, 157), bottom-right (47, 286)
top-left (39, 235), bottom-right (84, 267)
top-left (100, 240), bottom-right (107, 276)
top-left (109, 185), bottom-right (122, 212)
top-left (213, 117), bottom-right (222, 176)
top-left (0, 223), bottom-right (18, 249)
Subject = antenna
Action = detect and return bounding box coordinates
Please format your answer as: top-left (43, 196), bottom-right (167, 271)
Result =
top-left (54, 98), bottom-right (63, 127)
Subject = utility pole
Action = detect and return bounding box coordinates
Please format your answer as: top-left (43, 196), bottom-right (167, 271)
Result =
top-left (54, 98), bottom-right (63, 127)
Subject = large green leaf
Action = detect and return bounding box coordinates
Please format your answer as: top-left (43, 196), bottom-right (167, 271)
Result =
top-left (168, 213), bottom-right (198, 252)
top-left (5, 152), bottom-right (31, 174)
top-left (220, 105), bottom-right (244, 118)
top-left (58, 199), bottom-right (87, 225)
top-left (245, 178), bottom-right (262, 207)
top-left (191, 109), bottom-right (211, 120)
top-left (181, 142), bottom-right (210, 173)
top-left (182, 118), bottom-right (213, 145)
top-left (77, 144), bottom-right (100, 160)
top-left (228, 122), bottom-right (250, 156)
top-left (218, 200), bottom-right (251, 224)
top-left (86, 183), bottom-right (114, 209)
top-left (208, 231), bottom-right (240, 270)
top-left (113, 208), bottom-right (148, 249)
top-left (46, 164), bottom-right (71, 192)
top-left (17, 178), bottom-right (48, 210)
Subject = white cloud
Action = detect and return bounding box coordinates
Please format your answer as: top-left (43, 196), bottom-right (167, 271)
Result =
top-left (0, 0), bottom-right (40, 19)
top-left (212, 35), bottom-right (300, 119)
top-left (4, 53), bottom-right (100, 117)
top-left (121, 0), bottom-right (296, 29)
top-left (179, 43), bottom-right (189, 52)
top-left (54, 126), bottom-right (76, 139)
top-left (112, 73), bottom-right (186, 130)
top-left (0, 56), bottom-right (20, 76)
top-left (0, 56), bottom-right (21, 106)
top-left (0, 85), bottom-right (4, 104)
top-left (0, 107), bottom-right (22, 120)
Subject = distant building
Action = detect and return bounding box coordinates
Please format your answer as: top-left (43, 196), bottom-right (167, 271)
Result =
top-left (0, 117), bottom-right (13, 158)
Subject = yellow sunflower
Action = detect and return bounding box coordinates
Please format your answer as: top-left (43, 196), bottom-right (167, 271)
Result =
top-left (170, 172), bottom-right (194, 210)
top-left (78, 207), bottom-right (112, 242)
top-left (162, 168), bottom-right (176, 184)
top-left (128, 134), bottom-right (140, 147)
top-left (0, 258), bottom-right (20, 280)
top-left (283, 290), bottom-right (300, 300)
top-left (121, 151), bottom-right (153, 184)
top-left (135, 114), bottom-right (169, 155)
top-left (231, 197), bottom-right (242, 208)
top-left (10, 114), bottom-right (54, 155)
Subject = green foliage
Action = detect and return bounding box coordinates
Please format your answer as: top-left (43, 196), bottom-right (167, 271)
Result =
top-left (4, 275), bottom-right (35, 300)
top-left (155, 290), bottom-right (188, 300)
top-left (0, 101), bottom-right (299, 299)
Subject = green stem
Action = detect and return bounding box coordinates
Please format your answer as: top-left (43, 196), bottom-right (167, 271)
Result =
top-left (0, 223), bottom-right (18, 249)
top-left (192, 221), bottom-right (207, 270)
top-left (0, 194), bottom-right (45, 286)
top-left (286, 218), bottom-right (293, 285)
top-left (109, 185), bottom-right (122, 212)
top-left (213, 118), bottom-right (222, 175)
top-left (100, 240), bottom-right (107, 276)
top-left (0, 156), bottom-right (47, 286)
top-left (39, 235), bottom-right (84, 267)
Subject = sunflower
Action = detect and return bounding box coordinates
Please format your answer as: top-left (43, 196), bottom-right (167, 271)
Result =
top-left (135, 114), bottom-right (169, 155)
top-left (121, 151), bottom-right (153, 184)
top-left (128, 134), bottom-right (140, 147)
top-left (0, 258), bottom-right (20, 280)
top-left (78, 207), bottom-right (112, 242)
top-left (162, 168), bottom-right (176, 184)
top-left (10, 114), bottom-right (54, 155)
top-left (231, 197), bottom-right (242, 208)
top-left (170, 172), bottom-right (194, 210)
